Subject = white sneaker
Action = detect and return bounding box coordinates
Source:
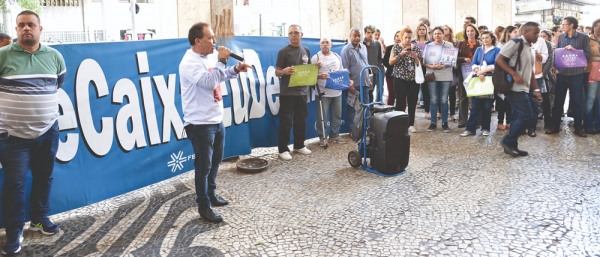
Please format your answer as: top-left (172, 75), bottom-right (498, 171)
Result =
top-left (482, 130), bottom-right (490, 136)
top-left (279, 151), bottom-right (292, 160)
top-left (294, 147), bottom-right (311, 155)
top-left (319, 138), bottom-right (327, 146)
top-left (408, 126), bottom-right (417, 133)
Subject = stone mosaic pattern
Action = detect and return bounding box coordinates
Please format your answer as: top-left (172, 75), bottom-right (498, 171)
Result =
top-left (1, 109), bottom-right (600, 256)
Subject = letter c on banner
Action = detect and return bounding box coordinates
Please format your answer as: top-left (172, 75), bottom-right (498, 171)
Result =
top-left (76, 59), bottom-right (114, 157)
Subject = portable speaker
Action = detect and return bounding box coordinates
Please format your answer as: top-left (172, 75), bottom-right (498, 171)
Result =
top-left (368, 111), bottom-right (410, 174)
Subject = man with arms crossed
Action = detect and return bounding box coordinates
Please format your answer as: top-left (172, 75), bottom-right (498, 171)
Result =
top-left (180, 22), bottom-right (251, 223)
top-left (0, 10), bottom-right (66, 254)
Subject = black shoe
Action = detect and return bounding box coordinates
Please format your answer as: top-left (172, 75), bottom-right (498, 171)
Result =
top-left (527, 129), bottom-right (536, 137)
top-left (516, 149), bottom-right (528, 156)
top-left (545, 127), bottom-right (560, 134)
top-left (574, 128), bottom-right (587, 138)
top-left (458, 124), bottom-right (466, 128)
top-left (442, 123), bottom-right (451, 133)
top-left (427, 124), bottom-right (436, 132)
top-left (210, 194), bottom-right (229, 207)
top-left (198, 206), bottom-right (223, 223)
top-left (501, 142), bottom-right (520, 157)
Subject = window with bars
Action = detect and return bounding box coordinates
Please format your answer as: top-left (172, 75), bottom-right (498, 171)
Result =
top-left (43, 0), bottom-right (80, 6)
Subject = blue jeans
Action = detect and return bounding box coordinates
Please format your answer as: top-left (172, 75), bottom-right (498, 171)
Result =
top-left (184, 122), bottom-right (225, 208)
top-left (584, 80), bottom-right (600, 132)
top-left (316, 95), bottom-right (343, 139)
top-left (0, 122), bottom-right (59, 231)
top-left (347, 87), bottom-right (371, 130)
top-left (551, 74), bottom-right (584, 129)
top-left (503, 91), bottom-right (534, 148)
top-left (428, 81), bottom-right (451, 124)
top-left (527, 78), bottom-right (544, 130)
top-left (466, 97), bottom-right (494, 133)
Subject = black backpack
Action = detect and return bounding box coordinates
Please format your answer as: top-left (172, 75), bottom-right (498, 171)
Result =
top-left (493, 39), bottom-right (524, 94)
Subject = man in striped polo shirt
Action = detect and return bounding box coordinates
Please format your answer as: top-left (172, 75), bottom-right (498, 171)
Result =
top-left (545, 16), bottom-right (593, 137)
top-left (0, 10), bottom-right (66, 255)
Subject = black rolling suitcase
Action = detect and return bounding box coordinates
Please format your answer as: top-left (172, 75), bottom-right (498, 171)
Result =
top-left (368, 110), bottom-right (410, 174)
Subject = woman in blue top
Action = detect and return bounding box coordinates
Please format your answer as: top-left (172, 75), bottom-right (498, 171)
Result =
top-left (461, 31), bottom-right (501, 136)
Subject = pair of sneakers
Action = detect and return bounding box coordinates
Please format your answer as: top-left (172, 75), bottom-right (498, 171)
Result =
top-left (2, 218), bottom-right (60, 255)
top-left (427, 123), bottom-right (451, 133)
top-left (279, 147), bottom-right (311, 160)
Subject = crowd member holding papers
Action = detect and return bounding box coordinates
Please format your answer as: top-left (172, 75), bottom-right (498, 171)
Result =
top-left (456, 24), bottom-right (481, 128)
top-left (461, 31), bottom-right (501, 137)
top-left (341, 27), bottom-right (372, 133)
top-left (545, 16), bottom-right (592, 137)
top-left (390, 27), bottom-right (422, 133)
top-left (424, 26), bottom-right (455, 132)
top-left (412, 23), bottom-right (432, 118)
top-left (311, 37), bottom-right (351, 146)
top-left (275, 24), bottom-right (314, 160)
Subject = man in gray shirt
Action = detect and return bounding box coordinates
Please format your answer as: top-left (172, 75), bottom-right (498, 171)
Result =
top-left (495, 22), bottom-right (543, 157)
top-left (275, 24), bottom-right (313, 160)
top-left (341, 27), bottom-right (371, 132)
top-left (363, 25), bottom-right (384, 102)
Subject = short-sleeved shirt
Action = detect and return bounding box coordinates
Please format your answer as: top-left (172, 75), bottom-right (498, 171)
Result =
top-left (276, 44), bottom-right (311, 96)
top-left (391, 44), bottom-right (422, 81)
top-left (0, 43), bottom-right (66, 139)
top-left (311, 51), bottom-right (344, 98)
top-left (499, 38), bottom-right (534, 92)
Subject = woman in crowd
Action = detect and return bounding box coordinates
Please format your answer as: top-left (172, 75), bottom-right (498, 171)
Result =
top-left (444, 25), bottom-right (458, 122)
top-left (425, 26), bottom-right (455, 132)
top-left (551, 25), bottom-right (562, 46)
top-left (374, 29), bottom-right (386, 55)
top-left (584, 18), bottom-right (600, 134)
top-left (383, 31), bottom-right (401, 106)
top-left (456, 24), bottom-right (480, 128)
top-left (539, 29), bottom-right (555, 129)
top-left (494, 26), bottom-right (505, 47)
top-left (494, 25), bottom-right (519, 131)
top-left (390, 27), bottom-right (422, 133)
top-left (412, 23), bottom-right (432, 119)
top-left (461, 31), bottom-right (501, 136)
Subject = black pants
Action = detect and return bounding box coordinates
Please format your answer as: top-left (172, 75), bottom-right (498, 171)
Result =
top-left (278, 95), bottom-right (307, 153)
top-left (541, 92), bottom-right (552, 127)
top-left (394, 78), bottom-right (419, 126)
top-left (496, 94), bottom-right (512, 124)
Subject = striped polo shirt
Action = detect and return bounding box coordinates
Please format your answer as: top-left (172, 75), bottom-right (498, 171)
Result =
top-left (0, 42), bottom-right (66, 139)
top-left (556, 31), bottom-right (592, 76)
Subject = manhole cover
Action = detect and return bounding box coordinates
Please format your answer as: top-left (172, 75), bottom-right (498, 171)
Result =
top-left (236, 158), bottom-right (269, 173)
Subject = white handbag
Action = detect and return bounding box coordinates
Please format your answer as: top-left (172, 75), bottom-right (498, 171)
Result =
top-left (415, 63), bottom-right (425, 84)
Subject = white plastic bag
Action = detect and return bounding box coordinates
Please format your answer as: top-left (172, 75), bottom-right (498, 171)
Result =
top-left (415, 63), bottom-right (425, 84)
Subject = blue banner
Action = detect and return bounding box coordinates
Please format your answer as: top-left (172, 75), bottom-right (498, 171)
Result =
top-left (0, 37), bottom-right (349, 227)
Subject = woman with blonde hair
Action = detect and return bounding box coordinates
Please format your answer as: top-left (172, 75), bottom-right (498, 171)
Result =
top-left (494, 26), bottom-right (505, 46)
top-left (412, 23), bottom-right (432, 119)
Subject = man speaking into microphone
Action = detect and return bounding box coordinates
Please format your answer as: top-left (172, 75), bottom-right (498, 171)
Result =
top-left (179, 22), bottom-right (251, 223)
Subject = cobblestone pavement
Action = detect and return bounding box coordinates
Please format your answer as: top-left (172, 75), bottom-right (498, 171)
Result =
top-left (2, 109), bottom-right (600, 256)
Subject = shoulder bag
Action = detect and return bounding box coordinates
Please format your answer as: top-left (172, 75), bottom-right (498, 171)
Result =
top-left (493, 39), bottom-right (524, 94)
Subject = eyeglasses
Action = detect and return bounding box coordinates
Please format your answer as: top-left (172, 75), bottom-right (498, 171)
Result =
top-left (561, 23), bottom-right (570, 26)
top-left (288, 31), bottom-right (301, 35)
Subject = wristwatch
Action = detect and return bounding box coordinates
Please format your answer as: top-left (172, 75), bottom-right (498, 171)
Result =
top-left (218, 58), bottom-right (227, 65)
top-left (533, 89), bottom-right (540, 92)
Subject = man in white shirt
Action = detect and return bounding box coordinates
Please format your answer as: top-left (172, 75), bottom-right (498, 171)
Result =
top-left (179, 22), bottom-right (251, 223)
top-left (527, 37), bottom-right (549, 137)
top-left (311, 37), bottom-right (352, 146)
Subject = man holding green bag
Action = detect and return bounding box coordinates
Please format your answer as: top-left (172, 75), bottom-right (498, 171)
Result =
top-left (275, 24), bottom-right (314, 161)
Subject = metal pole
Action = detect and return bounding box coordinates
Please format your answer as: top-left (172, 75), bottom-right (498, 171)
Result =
top-left (130, 0), bottom-right (136, 40)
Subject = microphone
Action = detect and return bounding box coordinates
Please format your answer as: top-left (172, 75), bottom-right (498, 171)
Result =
top-left (215, 46), bottom-right (244, 62)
